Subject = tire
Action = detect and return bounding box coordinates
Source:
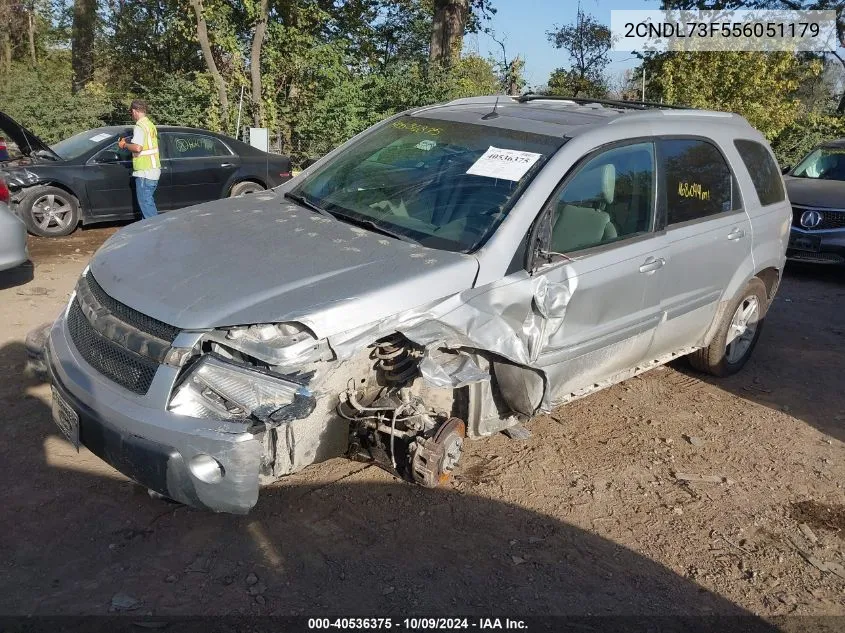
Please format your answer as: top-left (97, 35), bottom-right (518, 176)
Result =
top-left (688, 277), bottom-right (767, 377)
top-left (19, 185), bottom-right (80, 237)
top-left (229, 181), bottom-right (265, 197)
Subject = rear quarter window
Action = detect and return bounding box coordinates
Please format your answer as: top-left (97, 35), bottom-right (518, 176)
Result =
top-left (659, 139), bottom-right (738, 225)
top-left (733, 139), bottom-right (785, 206)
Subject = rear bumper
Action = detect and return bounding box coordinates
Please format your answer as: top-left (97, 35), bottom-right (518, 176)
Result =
top-left (46, 314), bottom-right (263, 514)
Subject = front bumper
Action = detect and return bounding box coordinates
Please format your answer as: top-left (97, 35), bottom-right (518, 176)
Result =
top-left (46, 315), bottom-right (263, 514)
top-left (787, 227), bottom-right (845, 265)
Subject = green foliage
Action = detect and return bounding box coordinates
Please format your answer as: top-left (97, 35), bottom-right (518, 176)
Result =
top-left (0, 55), bottom-right (112, 143)
top-left (771, 112), bottom-right (845, 168)
top-left (545, 7), bottom-right (611, 98)
top-left (648, 52), bottom-right (820, 140)
top-left (546, 68), bottom-right (607, 99)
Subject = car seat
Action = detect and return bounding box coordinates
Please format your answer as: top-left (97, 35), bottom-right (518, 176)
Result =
top-left (551, 163), bottom-right (618, 252)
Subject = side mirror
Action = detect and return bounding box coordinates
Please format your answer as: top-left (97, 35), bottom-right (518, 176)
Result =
top-left (97, 150), bottom-right (123, 164)
top-left (781, 165), bottom-right (791, 175)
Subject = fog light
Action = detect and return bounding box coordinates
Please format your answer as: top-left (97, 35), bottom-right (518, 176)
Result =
top-left (189, 454), bottom-right (224, 484)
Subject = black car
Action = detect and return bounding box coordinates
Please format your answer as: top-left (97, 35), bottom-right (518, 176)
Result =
top-left (783, 140), bottom-right (845, 265)
top-left (0, 111), bottom-right (292, 236)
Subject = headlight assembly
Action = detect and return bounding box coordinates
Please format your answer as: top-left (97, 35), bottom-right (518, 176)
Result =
top-left (168, 354), bottom-right (316, 423)
top-left (205, 322), bottom-right (332, 368)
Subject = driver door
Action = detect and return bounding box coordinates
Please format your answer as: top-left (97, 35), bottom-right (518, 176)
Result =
top-left (528, 141), bottom-right (667, 405)
top-left (85, 140), bottom-right (136, 219)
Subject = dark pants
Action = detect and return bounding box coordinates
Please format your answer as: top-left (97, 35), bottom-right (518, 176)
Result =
top-left (135, 177), bottom-right (159, 219)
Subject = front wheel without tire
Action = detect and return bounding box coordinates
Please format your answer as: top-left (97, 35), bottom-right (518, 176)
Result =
top-left (19, 186), bottom-right (80, 237)
top-left (688, 278), bottom-right (767, 377)
top-left (229, 181), bottom-right (265, 197)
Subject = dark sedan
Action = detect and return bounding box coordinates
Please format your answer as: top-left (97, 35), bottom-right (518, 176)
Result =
top-left (0, 111), bottom-right (292, 237)
top-left (783, 140), bottom-right (845, 266)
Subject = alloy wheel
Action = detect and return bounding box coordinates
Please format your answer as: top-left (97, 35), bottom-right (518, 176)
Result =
top-left (725, 295), bottom-right (760, 364)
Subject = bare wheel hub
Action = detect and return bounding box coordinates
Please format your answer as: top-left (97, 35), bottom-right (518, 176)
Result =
top-left (411, 418), bottom-right (466, 488)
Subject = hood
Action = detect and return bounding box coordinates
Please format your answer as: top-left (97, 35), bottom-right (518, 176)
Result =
top-left (0, 111), bottom-right (60, 160)
top-left (89, 193), bottom-right (480, 337)
top-left (784, 176), bottom-right (845, 209)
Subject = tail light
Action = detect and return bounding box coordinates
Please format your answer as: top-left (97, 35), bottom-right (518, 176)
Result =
top-left (0, 176), bottom-right (9, 205)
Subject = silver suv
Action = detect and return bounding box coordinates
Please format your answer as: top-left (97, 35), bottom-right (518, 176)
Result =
top-left (43, 96), bottom-right (790, 513)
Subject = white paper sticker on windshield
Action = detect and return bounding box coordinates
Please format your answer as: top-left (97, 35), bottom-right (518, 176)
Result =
top-left (89, 133), bottom-right (112, 142)
top-left (466, 146), bottom-right (542, 181)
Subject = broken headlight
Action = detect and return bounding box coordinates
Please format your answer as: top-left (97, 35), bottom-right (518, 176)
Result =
top-left (207, 322), bottom-right (331, 369)
top-left (168, 354), bottom-right (315, 422)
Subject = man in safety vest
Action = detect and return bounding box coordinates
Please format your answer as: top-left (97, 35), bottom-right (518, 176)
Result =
top-left (119, 99), bottom-right (160, 219)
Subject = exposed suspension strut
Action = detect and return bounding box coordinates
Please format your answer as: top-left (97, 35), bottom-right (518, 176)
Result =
top-left (373, 333), bottom-right (421, 384)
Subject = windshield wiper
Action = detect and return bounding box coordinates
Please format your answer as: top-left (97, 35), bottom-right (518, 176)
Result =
top-left (328, 212), bottom-right (416, 244)
top-left (284, 191), bottom-right (330, 217)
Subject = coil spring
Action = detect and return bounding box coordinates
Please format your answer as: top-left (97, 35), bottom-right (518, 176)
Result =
top-left (374, 334), bottom-right (420, 384)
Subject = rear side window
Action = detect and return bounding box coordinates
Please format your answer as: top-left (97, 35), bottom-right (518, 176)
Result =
top-left (733, 139), bottom-right (785, 206)
top-left (166, 133), bottom-right (231, 159)
top-left (659, 139), bottom-right (735, 225)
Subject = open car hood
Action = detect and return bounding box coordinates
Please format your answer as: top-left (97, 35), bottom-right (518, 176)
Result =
top-left (0, 110), bottom-right (61, 160)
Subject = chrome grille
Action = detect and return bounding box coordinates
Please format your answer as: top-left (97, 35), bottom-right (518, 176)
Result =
top-left (791, 206), bottom-right (845, 231)
top-left (85, 271), bottom-right (180, 342)
top-left (66, 299), bottom-right (159, 395)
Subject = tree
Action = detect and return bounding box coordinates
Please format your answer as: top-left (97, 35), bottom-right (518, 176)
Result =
top-left (0, 0), bottom-right (12, 74)
top-left (648, 51), bottom-right (821, 139)
top-left (429, 0), bottom-right (468, 65)
top-left (429, 0), bottom-right (495, 66)
top-left (72, 0), bottom-right (97, 93)
top-left (249, 0), bottom-right (269, 127)
top-left (489, 31), bottom-right (525, 94)
top-left (659, 0), bottom-right (845, 110)
top-left (188, 0), bottom-right (230, 131)
top-left (545, 6), bottom-right (611, 98)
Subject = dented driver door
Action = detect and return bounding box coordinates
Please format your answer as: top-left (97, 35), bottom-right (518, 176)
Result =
top-left (527, 140), bottom-right (667, 406)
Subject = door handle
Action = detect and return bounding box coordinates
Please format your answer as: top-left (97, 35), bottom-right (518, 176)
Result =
top-left (220, 162), bottom-right (234, 168)
top-left (727, 227), bottom-right (746, 241)
top-left (639, 257), bottom-right (665, 273)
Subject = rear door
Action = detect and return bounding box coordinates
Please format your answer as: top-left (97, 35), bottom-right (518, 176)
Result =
top-left (646, 137), bottom-right (753, 359)
top-left (158, 132), bottom-right (240, 209)
top-left (84, 139), bottom-right (136, 219)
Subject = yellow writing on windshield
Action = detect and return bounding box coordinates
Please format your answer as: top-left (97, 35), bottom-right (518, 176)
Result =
top-left (392, 121), bottom-right (442, 136)
top-left (678, 181), bottom-right (710, 201)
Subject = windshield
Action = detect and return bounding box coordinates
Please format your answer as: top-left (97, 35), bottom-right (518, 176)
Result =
top-left (791, 147), bottom-right (845, 181)
top-left (51, 130), bottom-right (115, 161)
top-left (290, 115), bottom-right (565, 252)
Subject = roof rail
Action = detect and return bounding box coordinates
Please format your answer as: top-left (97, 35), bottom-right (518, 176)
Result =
top-left (516, 94), bottom-right (692, 111)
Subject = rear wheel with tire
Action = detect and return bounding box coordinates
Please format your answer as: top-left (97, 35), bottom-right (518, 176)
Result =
top-left (688, 277), bottom-right (768, 377)
top-left (19, 185), bottom-right (80, 237)
top-left (229, 181), bottom-right (265, 197)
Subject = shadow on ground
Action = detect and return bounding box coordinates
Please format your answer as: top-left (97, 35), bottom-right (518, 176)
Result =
top-left (0, 260), bottom-right (34, 289)
top-left (0, 340), bottom-right (776, 622)
top-left (674, 262), bottom-right (845, 444)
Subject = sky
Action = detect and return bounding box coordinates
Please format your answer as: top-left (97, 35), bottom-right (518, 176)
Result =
top-left (464, 0), bottom-right (656, 91)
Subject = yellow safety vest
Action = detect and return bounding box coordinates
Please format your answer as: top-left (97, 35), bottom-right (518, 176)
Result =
top-left (133, 116), bottom-right (160, 171)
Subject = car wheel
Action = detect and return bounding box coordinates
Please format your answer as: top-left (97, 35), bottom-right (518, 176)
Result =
top-left (19, 186), bottom-right (80, 237)
top-left (229, 181), bottom-right (265, 197)
top-left (688, 277), bottom-right (767, 377)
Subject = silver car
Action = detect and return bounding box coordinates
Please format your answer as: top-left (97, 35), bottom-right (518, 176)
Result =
top-left (783, 141), bottom-right (845, 265)
top-left (0, 174), bottom-right (28, 272)
top-left (43, 96), bottom-right (790, 513)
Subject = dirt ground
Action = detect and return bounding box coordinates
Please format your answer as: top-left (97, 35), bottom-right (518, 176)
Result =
top-left (0, 225), bottom-right (843, 620)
